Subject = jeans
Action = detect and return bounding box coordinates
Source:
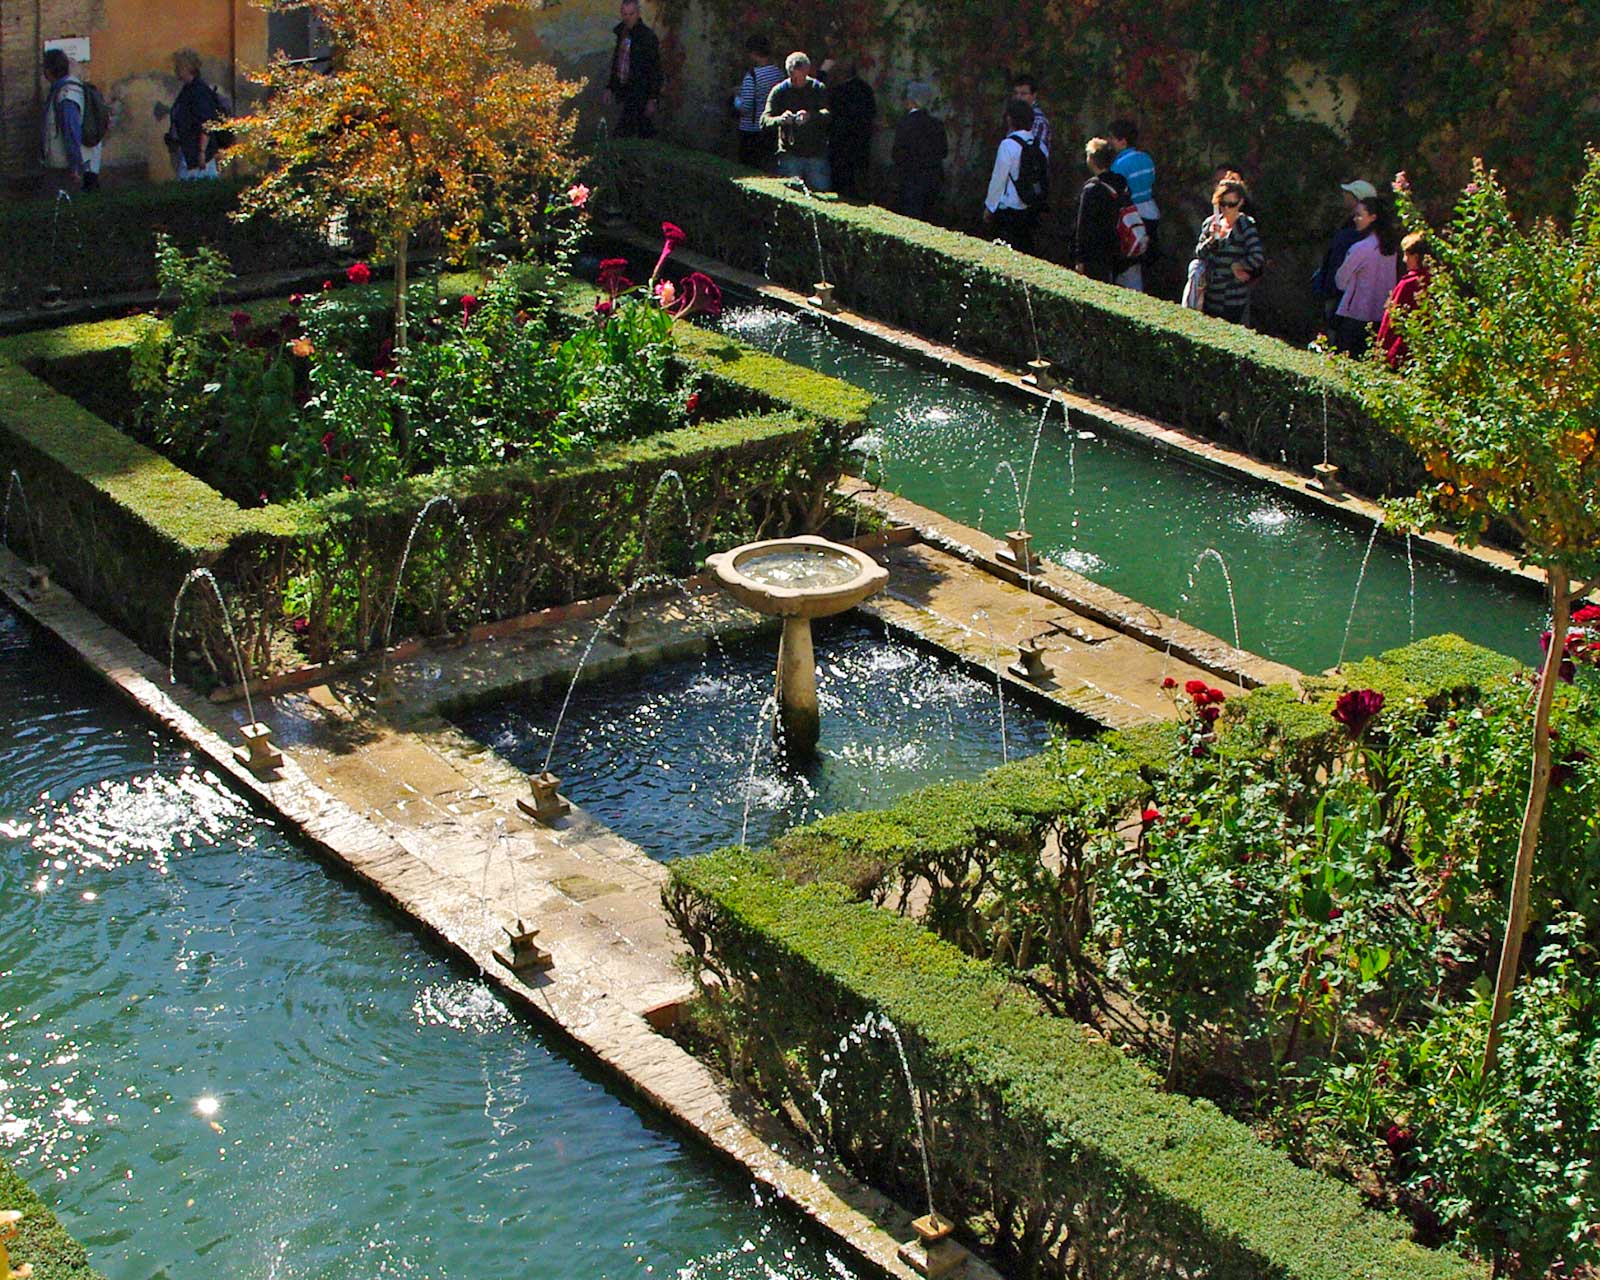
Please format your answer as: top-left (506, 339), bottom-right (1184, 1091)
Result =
top-left (777, 153), bottom-right (831, 191)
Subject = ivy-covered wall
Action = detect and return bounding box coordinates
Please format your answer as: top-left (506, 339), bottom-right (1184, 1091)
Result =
top-left (650, 0), bottom-right (1600, 339)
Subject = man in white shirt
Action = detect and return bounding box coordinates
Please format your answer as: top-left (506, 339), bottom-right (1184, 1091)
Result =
top-left (982, 97), bottom-right (1046, 253)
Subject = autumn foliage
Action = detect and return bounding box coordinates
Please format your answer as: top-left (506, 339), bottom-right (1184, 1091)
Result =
top-left (236, 0), bottom-right (582, 345)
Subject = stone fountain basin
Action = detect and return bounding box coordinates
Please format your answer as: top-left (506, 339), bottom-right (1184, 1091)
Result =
top-left (706, 535), bottom-right (888, 619)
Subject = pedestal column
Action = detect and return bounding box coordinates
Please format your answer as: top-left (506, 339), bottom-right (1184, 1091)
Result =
top-left (775, 615), bottom-right (819, 754)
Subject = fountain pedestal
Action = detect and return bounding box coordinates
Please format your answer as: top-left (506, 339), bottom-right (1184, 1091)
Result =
top-left (1311, 461), bottom-right (1343, 496)
top-left (1022, 359), bottom-right (1058, 392)
top-left (706, 535), bottom-right (888, 756)
top-left (236, 722), bottom-right (283, 773)
top-left (898, 1212), bottom-right (967, 1279)
top-left (809, 282), bottom-right (839, 313)
top-left (518, 770), bottom-right (570, 824)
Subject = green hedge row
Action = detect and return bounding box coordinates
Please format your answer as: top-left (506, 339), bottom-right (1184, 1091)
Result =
top-left (667, 845), bottom-right (1483, 1280)
top-left (0, 1160), bottom-right (103, 1280)
top-left (608, 141), bottom-right (1422, 498)
top-left (0, 280), bottom-right (871, 665)
top-left (0, 178), bottom-right (333, 311)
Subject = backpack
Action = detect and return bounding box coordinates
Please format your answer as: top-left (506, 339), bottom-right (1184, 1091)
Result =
top-left (1113, 191), bottom-right (1148, 260)
top-left (1012, 134), bottom-right (1049, 210)
top-left (205, 84), bottom-right (236, 152)
top-left (79, 82), bottom-right (110, 147)
top-left (49, 77), bottom-right (110, 148)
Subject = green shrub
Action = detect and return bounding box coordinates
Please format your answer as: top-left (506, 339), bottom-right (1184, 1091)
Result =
top-left (0, 178), bottom-right (330, 308)
top-left (608, 141), bottom-right (1421, 496)
top-left (0, 1159), bottom-right (104, 1280)
top-left (666, 848), bottom-right (1483, 1280)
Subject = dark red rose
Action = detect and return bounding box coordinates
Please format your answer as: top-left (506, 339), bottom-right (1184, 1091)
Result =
top-left (1161, 676), bottom-right (1178, 689)
top-left (1332, 688), bottom-right (1385, 738)
top-left (229, 310), bottom-right (252, 336)
top-left (320, 431), bottom-right (335, 454)
top-left (685, 392), bottom-right (701, 416)
top-left (1184, 678), bottom-right (1209, 697)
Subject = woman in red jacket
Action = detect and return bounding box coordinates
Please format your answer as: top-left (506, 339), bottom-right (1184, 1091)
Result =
top-left (1377, 231), bottom-right (1431, 367)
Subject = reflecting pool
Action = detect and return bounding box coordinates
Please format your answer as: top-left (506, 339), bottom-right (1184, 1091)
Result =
top-left (0, 605), bottom-right (863, 1280)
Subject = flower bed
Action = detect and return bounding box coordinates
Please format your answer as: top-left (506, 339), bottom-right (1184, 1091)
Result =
top-left (0, 252), bottom-right (870, 674)
top-left (668, 633), bottom-right (1600, 1277)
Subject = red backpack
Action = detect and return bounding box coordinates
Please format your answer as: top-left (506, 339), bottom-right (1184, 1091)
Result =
top-left (1114, 192), bottom-right (1149, 260)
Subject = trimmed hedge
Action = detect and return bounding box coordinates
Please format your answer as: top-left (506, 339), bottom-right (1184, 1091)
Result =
top-left (667, 847), bottom-right (1484, 1280)
top-left (0, 178), bottom-right (332, 310)
top-left (0, 1159), bottom-right (103, 1280)
top-left (608, 141), bottom-right (1423, 498)
top-left (0, 280), bottom-right (871, 666)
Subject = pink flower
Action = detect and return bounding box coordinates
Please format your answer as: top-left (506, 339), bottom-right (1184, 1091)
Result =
top-left (598, 258), bottom-right (632, 301)
top-left (343, 473), bottom-right (356, 487)
top-left (650, 222), bottom-right (688, 284)
top-left (594, 297), bottom-right (615, 317)
top-left (654, 279), bottom-right (677, 308)
top-left (290, 615), bottom-right (311, 636)
top-left (1332, 688), bottom-right (1385, 738)
top-left (567, 182), bottom-right (591, 208)
top-left (461, 294), bottom-right (480, 322)
top-left (1465, 181), bottom-right (1481, 196)
top-left (346, 261), bottom-right (372, 285)
top-left (288, 293), bottom-right (306, 308)
top-left (669, 271), bottom-right (723, 319)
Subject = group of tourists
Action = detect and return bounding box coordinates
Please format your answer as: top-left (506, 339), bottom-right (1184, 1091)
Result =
top-left (37, 46), bottom-right (232, 193)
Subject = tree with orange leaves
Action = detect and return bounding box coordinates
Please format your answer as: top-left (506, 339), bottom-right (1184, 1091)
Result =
top-left (235, 0), bottom-right (582, 351)
top-left (1352, 154), bottom-right (1600, 1082)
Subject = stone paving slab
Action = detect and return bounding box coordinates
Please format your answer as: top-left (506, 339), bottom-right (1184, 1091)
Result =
top-left (0, 548), bottom-right (988, 1280)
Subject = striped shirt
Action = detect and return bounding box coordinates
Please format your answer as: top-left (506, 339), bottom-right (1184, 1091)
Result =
top-left (1028, 105), bottom-right (1051, 152)
top-left (1111, 146), bottom-right (1158, 220)
top-left (736, 64), bottom-right (785, 134)
top-left (1194, 213), bottom-right (1264, 321)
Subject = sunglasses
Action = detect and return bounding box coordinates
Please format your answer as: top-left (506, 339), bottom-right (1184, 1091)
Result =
top-left (1219, 199), bottom-right (1243, 209)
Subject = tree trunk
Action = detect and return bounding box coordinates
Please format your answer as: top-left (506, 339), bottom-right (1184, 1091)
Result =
top-left (1482, 565), bottom-right (1570, 1079)
top-left (394, 231), bottom-right (409, 353)
top-left (1166, 1015), bottom-right (1186, 1090)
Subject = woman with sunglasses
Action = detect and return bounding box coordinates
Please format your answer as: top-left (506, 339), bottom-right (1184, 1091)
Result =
top-left (1193, 178), bottom-right (1263, 325)
top-left (1332, 195), bottom-right (1401, 355)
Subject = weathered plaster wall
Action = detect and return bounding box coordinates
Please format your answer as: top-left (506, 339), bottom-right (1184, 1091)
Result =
top-left (1, 0), bottom-right (265, 185)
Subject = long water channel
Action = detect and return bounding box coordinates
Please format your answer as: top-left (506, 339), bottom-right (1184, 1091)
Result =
top-left (0, 605), bottom-right (862, 1280)
top-left (710, 304), bottom-right (1547, 674)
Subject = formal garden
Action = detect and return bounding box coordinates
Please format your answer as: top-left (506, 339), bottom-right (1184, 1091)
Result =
top-left (3, 1), bottom-right (1599, 1278)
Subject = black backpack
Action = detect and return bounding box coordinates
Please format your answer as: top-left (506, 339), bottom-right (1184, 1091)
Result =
top-left (1012, 133), bottom-right (1049, 210)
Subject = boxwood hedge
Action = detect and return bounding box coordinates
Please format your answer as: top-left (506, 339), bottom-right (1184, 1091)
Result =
top-left (608, 141), bottom-right (1422, 498)
top-left (0, 178), bottom-right (331, 312)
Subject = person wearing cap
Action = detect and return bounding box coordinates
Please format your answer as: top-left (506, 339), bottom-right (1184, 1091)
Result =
top-left (1313, 179), bottom-right (1376, 331)
top-left (891, 81), bottom-right (947, 221)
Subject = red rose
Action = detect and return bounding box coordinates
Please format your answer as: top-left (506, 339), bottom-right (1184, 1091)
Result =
top-left (1140, 807), bottom-right (1161, 825)
top-left (1184, 678), bottom-right (1208, 697)
top-left (1332, 688), bottom-right (1385, 738)
top-left (322, 280), bottom-right (334, 291)
top-left (1161, 676), bottom-right (1178, 689)
top-left (685, 392), bottom-right (701, 415)
top-left (346, 261), bottom-right (372, 285)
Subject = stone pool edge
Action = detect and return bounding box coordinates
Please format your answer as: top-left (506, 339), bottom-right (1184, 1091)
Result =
top-left (0, 546), bottom-right (989, 1280)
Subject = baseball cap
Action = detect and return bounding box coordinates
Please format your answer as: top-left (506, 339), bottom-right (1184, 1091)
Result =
top-left (1339, 179), bottom-right (1378, 201)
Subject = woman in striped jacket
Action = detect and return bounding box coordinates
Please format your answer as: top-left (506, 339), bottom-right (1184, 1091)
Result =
top-left (1194, 178), bottom-right (1264, 325)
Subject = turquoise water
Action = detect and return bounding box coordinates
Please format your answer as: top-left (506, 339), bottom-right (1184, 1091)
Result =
top-left (460, 618), bottom-right (1053, 861)
top-left (0, 606), bottom-right (861, 1280)
top-left (713, 305), bottom-right (1548, 674)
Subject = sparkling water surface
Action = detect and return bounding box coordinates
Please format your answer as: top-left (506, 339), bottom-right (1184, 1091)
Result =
top-left (711, 304), bottom-right (1547, 673)
top-left (458, 618), bottom-right (1054, 861)
top-left (0, 606), bottom-right (864, 1280)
